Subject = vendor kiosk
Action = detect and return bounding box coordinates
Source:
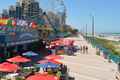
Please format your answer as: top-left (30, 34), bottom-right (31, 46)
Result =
top-left (0, 19), bottom-right (39, 60)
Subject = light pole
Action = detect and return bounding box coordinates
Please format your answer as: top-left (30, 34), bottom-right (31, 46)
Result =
top-left (86, 24), bottom-right (87, 39)
top-left (91, 15), bottom-right (95, 46)
top-left (92, 15), bottom-right (95, 38)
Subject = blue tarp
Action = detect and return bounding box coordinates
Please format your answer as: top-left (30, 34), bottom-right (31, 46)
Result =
top-left (36, 62), bottom-right (59, 68)
top-left (22, 51), bottom-right (38, 57)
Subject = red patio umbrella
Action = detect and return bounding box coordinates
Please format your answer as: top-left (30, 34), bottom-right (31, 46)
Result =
top-left (26, 73), bottom-right (59, 80)
top-left (0, 62), bottom-right (19, 72)
top-left (48, 59), bottom-right (63, 64)
top-left (37, 59), bottom-right (63, 64)
top-left (62, 39), bottom-right (74, 46)
top-left (45, 55), bottom-right (63, 60)
top-left (7, 56), bottom-right (31, 63)
top-left (54, 41), bottom-right (62, 46)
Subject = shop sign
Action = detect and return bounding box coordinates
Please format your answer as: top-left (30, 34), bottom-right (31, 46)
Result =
top-left (6, 39), bottom-right (39, 46)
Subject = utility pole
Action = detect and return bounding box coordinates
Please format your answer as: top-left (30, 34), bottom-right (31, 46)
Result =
top-left (86, 24), bottom-right (87, 37)
top-left (92, 15), bottom-right (95, 37)
top-left (92, 15), bottom-right (95, 46)
top-left (82, 26), bottom-right (85, 36)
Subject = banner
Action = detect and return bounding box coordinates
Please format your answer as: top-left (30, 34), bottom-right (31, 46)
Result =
top-left (0, 18), bottom-right (39, 32)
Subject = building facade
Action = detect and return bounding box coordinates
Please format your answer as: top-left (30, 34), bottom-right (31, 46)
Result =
top-left (20, 0), bottom-right (40, 19)
top-left (7, 0), bottom-right (41, 19)
top-left (2, 9), bottom-right (9, 18)
top-left (16, 2), bottom-right (22, 19)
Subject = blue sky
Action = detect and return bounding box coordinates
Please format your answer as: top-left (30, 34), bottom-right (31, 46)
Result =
top-left (0, 0), bottom-right (120, 33)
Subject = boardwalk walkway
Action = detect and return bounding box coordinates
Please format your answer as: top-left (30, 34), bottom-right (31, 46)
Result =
top-left (62, 35), bottom-right (117, 80)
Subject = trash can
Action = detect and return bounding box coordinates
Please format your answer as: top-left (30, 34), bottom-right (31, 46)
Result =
top-left (118, 62), bottom-right (120, 72)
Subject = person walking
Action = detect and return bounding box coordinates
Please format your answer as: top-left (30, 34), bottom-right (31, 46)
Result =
top-left (83, 46), bottom-right (86, 54)
top-left (80, 45), bottom-right (82, 54)
top-left (85, 46), bottom-right (88, 54)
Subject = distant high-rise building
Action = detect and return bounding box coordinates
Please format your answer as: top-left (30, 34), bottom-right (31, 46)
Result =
top-left (0, 14), bottom-right (2, 18)
top-left (2, 9), bottom-right (9, 18)
top-left (16, 2), bottom-right (22, 19)
top-left (5, 0), bottom-right (43, 19)
top-left (20, 0), bottom-right (40, 19)
top-left (30, 2), bottom-right (40, 17)
top-left (9, 5), bottom-right (16, 18)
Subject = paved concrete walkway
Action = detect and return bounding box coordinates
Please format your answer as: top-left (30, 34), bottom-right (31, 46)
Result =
top-left (62, 35), bottom-right (117, 80)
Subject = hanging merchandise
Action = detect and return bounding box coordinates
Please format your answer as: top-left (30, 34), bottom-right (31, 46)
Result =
top-left (12, 19), bottom-right (16, 27)
top-left (0, 19), bottom-right (2, 26)
top-left (16, 20), bottom-right (27, 27)
top-left (0, 26), bottom-right (3, 30)
top-left (7, 19), bottom-right (13, 28)
top-left (16, 19), bottom-right (22, 26)
top-left (4, 19), bottom-right (8, 26)
top-left (0, 18), bottom-right (8, 26)
top-left (30, 22), bottom-right (37, 29)
top-left (2, 27), bottom-right (7, 31)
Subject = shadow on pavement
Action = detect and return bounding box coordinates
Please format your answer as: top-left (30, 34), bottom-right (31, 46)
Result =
top-left (68, 76), bottom-right (75, 80)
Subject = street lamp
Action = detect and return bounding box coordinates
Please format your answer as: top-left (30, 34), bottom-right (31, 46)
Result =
top-left (91, 15), bottom-right (95, 47)
top-left (86, 24), bottom-right (87, 40)
top-left (92, 15), bottom-right (95, 38)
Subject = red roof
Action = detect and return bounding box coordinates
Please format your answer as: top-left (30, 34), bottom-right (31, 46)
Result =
top-left (7, 56), bottom-right (31, 63)
top-left (26, 73), bottom-right (59, 80)
top-left (45, 55), bottom-right (63, 60)
top-left (0, 62), bottom-right (19, 72)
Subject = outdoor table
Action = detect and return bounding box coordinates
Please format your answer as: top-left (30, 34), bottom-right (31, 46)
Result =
top-left (5, 73), bottom-right (19, 79)
top-left (23, 66), bottom-right (35, 69)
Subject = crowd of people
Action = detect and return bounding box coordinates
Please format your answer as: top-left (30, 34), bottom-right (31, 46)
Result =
top-left (80, 45), bottom-right (88, 54)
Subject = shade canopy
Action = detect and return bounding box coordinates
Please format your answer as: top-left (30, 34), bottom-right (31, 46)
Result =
top-left (22, 51), bottom-right (38, 57)
top-left (50, 38), bottom-right (74, 46)
top-left (7, 56), bottom-right (31, 63)
top-left (62, 39), bottom-right (74, 46)
top-left (0, 62), bottom-right (19, 72)
top-left (26, 73), bottom-right (59, 80)
top-left (37, 59), bottom-right (63, 64)
top-left (45, 55), bottom-right (63, 60)
top-left (50, 39), bottom-right (63, 47)
top-left (36, 62), bottom-right (59, 68)
top-left (48, 59), bottom-right (63, 64)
